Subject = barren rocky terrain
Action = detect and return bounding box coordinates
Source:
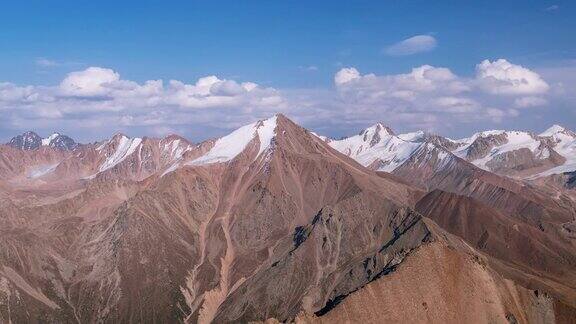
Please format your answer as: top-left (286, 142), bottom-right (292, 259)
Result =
top-left (0, 115), bottom-right (575, 323)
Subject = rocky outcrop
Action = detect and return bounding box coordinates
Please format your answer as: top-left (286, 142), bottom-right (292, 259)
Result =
top-left (295, 240), bottom-right (575, 324)
top-left (7, 131), bottom-right (42, 150)
top-left (465, 132), bottom-right (509, 161)
top-left (48, 134), bottom-right (78, 151)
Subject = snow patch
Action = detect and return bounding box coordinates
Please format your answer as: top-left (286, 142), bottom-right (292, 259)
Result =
top-left (41, 133), bottom-right (60, 146)
top-left (530, 130), bottom-right (576, 177)
top-left (330, 124), bottom-right (421, 172)
top-left (190, 116), bottom-right (278, 165)
top-left (452, 130), bottom-right (506, 147)
top-left (161, 162), bottom-right (181, 177)
top-left (540, 124), bottom-right (566, 137)
top-left (398, 131), bottom-right (425, 142)
top-left (99, 136), bottom-right (142, 172)
top-left (464, 131), bottom-right (542, 169)
top-left (310, 131), bottom-right (329, 142)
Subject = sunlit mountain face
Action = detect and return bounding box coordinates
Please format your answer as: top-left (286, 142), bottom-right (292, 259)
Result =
top-left (1, 115), bottom-right (575, 322)
top-left (2, 1), bottom-right (576, 323)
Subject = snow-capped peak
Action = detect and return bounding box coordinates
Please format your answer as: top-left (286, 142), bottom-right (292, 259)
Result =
top-left (42, 133), bottom-right (60, 146)
top-left (360, 122), bottom-right (394, 137)
top-left (329, 124), bottom-right (425, 172)
top-left (190, 115), bottom-right (278, 165)
top-left (540, 124), bottom-right (570, 137)
top-left (454, 130), bottom-right (506, 145)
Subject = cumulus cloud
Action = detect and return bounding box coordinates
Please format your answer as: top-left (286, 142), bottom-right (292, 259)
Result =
top-left (0, 59), bottom-right (566, 142)
top-left (0, 83), bottom-right (37, 102)
top-left (384, 35), bottom-right (437, 56)
top-left (59, 67), bottom-right (121, 97)
top-left (476, 59), bottom-right (549, 95)
top-left (545, 5), bottom-right (559, 11)
top-left (335, 65), bottom-right (468, 104)
top-left (0, 66), bottom-right (287, 140)
top-left (514, 96), bottom-right (548, 108)
top-left (331, 59), bottom-right (553, 130)
top-left (334, 67), bottom-right (361, 85)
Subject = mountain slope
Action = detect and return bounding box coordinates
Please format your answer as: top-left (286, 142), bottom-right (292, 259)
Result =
top-left (0, 115), bottom-right (433, 323)
top-left (1, 116), bottom-right (575, 323)
top-left (296, 238), bottom-right (576, 324)
top-left (416, 190), bottom-right (576, 304)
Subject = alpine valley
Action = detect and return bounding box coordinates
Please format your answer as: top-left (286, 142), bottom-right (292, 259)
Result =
top-left (1, 114), bottom-right (575, 323)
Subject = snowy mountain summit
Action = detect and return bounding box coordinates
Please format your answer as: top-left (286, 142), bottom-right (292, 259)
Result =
top-left (7, 131), bottom-right (78, 151)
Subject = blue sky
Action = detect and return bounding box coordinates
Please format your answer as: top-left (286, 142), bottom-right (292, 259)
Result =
top-left (0, 1), bottom-right (575, 142)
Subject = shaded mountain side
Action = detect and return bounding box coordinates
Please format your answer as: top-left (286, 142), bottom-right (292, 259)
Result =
top-left (416, 190), bottom-right (576, 307)
top-left (392, 152), bottom-right (576, 230)
top-left (210, 200), bottom-right (431, 323)
top-left (528, 172), bottom-right (576, 203)
top-left (0, 145), bottom-right (70, 180)
top-left (294, 239), bottom-right (576, 324)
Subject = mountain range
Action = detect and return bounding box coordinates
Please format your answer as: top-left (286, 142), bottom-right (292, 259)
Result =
top-left (0, 114), bottom-right (575, 323)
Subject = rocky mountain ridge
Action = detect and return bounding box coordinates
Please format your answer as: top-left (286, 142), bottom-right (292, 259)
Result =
top-left (0, 115), bottom-right (575, 323)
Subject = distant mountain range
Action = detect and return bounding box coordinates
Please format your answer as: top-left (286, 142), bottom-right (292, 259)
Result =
top-left (0, 115), bottom-right (575, 323)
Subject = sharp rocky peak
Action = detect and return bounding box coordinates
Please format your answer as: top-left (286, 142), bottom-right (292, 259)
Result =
top-left (7, 131), bottom-right (77, 151)
top-left (356, 123), bottom-right (396, 147)
top-left (7, 131), bottom-right (42, 150)
top-left (359, 122), bottom-right (395, 137)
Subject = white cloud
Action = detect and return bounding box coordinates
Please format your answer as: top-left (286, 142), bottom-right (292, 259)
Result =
top-left (476, 59), bottom-right (549, 95)
top-left (0, 59), bottom-right (570, 142)
top-left (334, 67), bottom-right (360, 85)
top-left (330, 59), bottom-right (554, 131)
top-left (545, 5), bottom-right (559, 11)
top-left (432, 97), bottom-right (479, 113)
top-left (299, 65), bottom-right (318, 72)
top-left (60, 67), bottom-right (120, 97)
top-left (514, 96), bottom-right (548, 108)
top-left (35, 58), bottom-right (59, 67)
top-left (0, 83), bottom-right (37, 102)
top-left (384, 35), bottom-right (437, 56)
top-left (335, 65), bottom-right (468, 102)
top-left (486, 108), bottom-right (519, 123)
top-left (0, 67), bottom-right (287, 140)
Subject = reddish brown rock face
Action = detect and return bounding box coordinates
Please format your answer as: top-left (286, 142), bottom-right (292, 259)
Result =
top-left (0, 115), bottom-right (575, 323)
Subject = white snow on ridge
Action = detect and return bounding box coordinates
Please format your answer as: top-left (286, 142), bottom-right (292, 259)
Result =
top-left (453, 131), bottom-right (544, 169)
top-left (531, 127), bottom-right (576, 177)
top-left (452, 130), bottom-right (506, 148)
top-left (190, 115), bottom-right (278, 165)
top-left (397, 131), bottom-right (425, 142)
top-left (256, 116), bottom-right (277, 157)
top-left (41, 133), bottom-right (60, 146)
top-left (310, 132), bottom-right (329, 142)
top-left (331, 122), bottom-right (576, 178)
top-left (450, 125), bottom-right (576, 176)
top-left (99, 136), bottom-right (142, 172)
top-left (162, 139), bottom-right (190, 161)
top-left (160, 138), bottom-right (194, 177)
top-left (329, 123), bottom-right (422, 172)
top-left (540, 124), bottom-right (567, 137)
